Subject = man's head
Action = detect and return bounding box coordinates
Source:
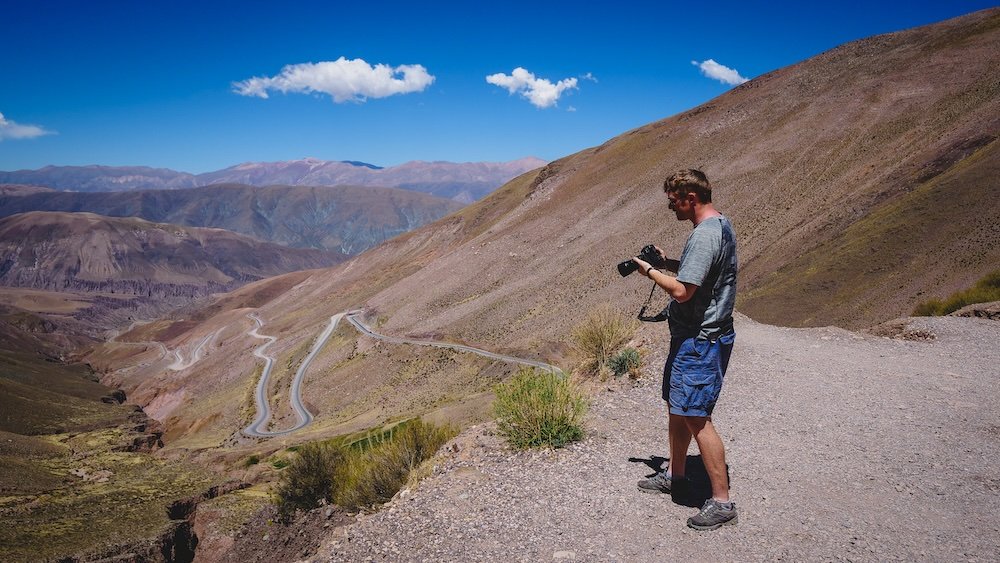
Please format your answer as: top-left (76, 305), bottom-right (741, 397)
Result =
top-left (663, 169), bottom-right (712, 222)
top-left (663, 169), bottom-right (712, 203)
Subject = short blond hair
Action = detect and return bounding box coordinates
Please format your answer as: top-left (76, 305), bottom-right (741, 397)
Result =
top-left (663, 169), bottom-right (712, 203)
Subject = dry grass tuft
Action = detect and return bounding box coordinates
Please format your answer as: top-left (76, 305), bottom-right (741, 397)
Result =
top-left (571, 304), bottom-right (640, 377)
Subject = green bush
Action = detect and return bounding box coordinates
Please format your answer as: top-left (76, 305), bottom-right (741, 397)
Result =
top-left (608, 347), bottom-right (642, 378)
top-left (274, 420), bottom-right (455, 515)
top-left (493, 367), bottom-right (588, 449)
top-left (274, 442), bottom-right (343, 516)
top-left (244, 454), bottom-right (260, 467)
top-left (571, 304), bottom-right (639, 376)
top-left (913, 270), bottom-right (1000, 316)
top-left (333, 419), bottom-right (454, 511)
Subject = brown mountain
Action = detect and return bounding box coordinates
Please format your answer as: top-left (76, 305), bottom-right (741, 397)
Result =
top-left (0, 211), bottom-right (346, 325)
top-left (0, 157), bottom-right (546, 202)
top-left (87, 9), bottom-right (1000, 451)
top-left (0, 183), bottom-right (465, 253)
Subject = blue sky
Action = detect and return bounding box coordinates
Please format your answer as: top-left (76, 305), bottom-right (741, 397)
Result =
top-left (1, 1), bottom-right (995, 172)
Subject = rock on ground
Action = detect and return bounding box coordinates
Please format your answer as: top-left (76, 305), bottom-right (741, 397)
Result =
top-left (312, 315), bottom-right (1000, 562)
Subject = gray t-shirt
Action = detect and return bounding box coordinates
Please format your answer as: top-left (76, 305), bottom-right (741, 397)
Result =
top-left (667, 215), bottom-right (738, 340)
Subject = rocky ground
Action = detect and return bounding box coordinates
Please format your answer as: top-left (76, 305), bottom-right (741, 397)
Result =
top-left (304, 314), bottom-right (1000, 562)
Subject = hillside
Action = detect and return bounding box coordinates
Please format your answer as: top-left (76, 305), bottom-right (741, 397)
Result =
top-left (0, 157), bottom-right (546, 201)
top-left (0, 211), bottom-right (345, 327)
top-left (0, 328), bottom-right (216, 562)
top-left (0, 183), bottom-right (465, 253)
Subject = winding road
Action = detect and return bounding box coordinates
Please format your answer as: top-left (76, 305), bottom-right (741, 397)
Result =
top-left (345, 312), bottom-right (561, 373)
top-left (243, 312), bottom-right (349, 437)
top-left (168, 328), bottom-right (221, 371)
top-left (242, 310), bottom-right (562, 438)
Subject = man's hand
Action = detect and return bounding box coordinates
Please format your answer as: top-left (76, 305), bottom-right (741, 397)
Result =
top-left (636, 255), bottom-right (698, 303)
top-left (633, 257), bottom-right (654, 277)
top-left (652, 245), bottom-right (680, 273)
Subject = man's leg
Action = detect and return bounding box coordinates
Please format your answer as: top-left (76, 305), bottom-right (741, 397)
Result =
top-left (684, 416), bottom-right (729, 501)
top-left (668, 413), bottom-right (692, 478)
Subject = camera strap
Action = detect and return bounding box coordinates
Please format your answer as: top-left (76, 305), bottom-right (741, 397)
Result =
top-left (637, 278), bottom-right (665, 321)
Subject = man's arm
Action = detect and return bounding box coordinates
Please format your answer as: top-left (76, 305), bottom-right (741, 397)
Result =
top-left (632, 257), bottom-right (698, 303)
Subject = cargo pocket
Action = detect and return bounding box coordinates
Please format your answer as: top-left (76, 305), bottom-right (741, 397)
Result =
top-left (675, 338), bottom-right (717, 386)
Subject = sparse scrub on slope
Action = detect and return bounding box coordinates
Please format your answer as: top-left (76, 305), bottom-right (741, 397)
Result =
top-left (913, 270), bottom-right (1000, 316)
top-left (334, 419), bottom-right (455, 511)
top-left (571, 304), bottom-right (640, 378)
top-left (274, 419), bottom-right (454, 515)
top-left (274, 442), bottom-right (344, 517)
top-left (608, 347), bottom-right (642, 378)
top-left (493, 367), bottom-right (588, 449)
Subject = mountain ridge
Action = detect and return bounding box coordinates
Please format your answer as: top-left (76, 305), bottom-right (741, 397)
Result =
top-left (0, 157), bottom-right (547, 201)
top-left (0, 183), bottom-right (466, 253)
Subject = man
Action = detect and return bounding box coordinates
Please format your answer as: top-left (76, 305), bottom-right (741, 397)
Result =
top-left (631, 169), bottom-right (738, 531)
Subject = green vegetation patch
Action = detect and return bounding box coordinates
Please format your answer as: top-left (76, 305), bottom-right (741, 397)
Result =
top-left (608, 347), bottom-right (643, 378)
top-left (275, 418), bottom-right (455, 516)
top-left (493, 367), bottom-right (588, 449)
top-left (0, 427), bottom-right (213, 562)
top-left (914, 270), bottom-right (1000, 316)
top-left (0, 350), bottom-right (131, 435)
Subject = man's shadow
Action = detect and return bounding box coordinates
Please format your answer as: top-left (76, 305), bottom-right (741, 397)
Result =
top-left (629, 454), bottom-right (730, 508)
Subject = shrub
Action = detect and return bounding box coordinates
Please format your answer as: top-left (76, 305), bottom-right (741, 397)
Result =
top-left (333, 419), bottom-right (455, 511)
top-left (571, 304), bottom-right (640, 376)
top-left (244, 454), bottom-right (260, 467)
top-left (493, 367), bottom-right (588, 449)
top-left (274, 420), bottom-right (455, 514)
top-left (274, 442), bottom-right (343, 516)
top-left (913, 270), bottom-right (1000, 316)
top-left (608, 347), bottom-right (642, 378)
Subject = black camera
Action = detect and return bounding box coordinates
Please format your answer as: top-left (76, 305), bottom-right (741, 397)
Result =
top-left (617, 244), bottom-right (665, 277)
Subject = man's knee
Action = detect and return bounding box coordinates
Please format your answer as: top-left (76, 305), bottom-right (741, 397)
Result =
top-left (681, 415), bottom-right (712, 434)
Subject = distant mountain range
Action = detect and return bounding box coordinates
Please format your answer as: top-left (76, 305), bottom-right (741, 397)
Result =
top-left (0, 183), bottom-right (465, 253)
top-left (0, 157), bottom-right (547, 203)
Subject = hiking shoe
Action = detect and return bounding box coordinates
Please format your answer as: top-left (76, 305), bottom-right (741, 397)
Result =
top-left (687, 498), bottom-right (738, 531)
top-left (637, 471), bottom-right (677, 494)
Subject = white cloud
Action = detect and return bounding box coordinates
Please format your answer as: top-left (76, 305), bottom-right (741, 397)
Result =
top-left (233, 57), bottom-right (435, 103)
top-left (580, 72), bottom-right (598, 83)
top-left (0, 112), bottom-right (54, 141)
top-left (486, 67), bottom-right (578, 109)
top-left (692, 59), bottom-right (749, 86)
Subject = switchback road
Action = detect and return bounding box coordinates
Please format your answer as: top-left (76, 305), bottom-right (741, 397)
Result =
top-left (243, 310), bottom-right (562, 438)
top-left (243, 312), bottom-right (347, 437)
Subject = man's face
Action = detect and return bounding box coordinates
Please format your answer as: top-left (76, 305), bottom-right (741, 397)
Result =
top-left (667, 190), bottom-right (695, 221)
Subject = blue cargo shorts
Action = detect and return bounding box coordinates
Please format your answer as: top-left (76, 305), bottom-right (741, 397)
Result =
top-left (662, 331), bottom-right (735, 417)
